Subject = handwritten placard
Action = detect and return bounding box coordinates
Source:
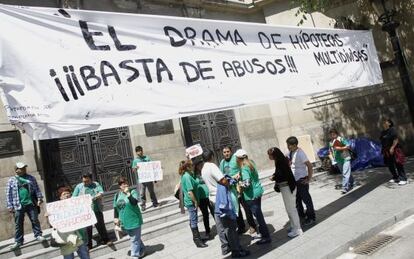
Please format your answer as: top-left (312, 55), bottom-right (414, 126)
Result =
top-left (137, 161), bottom-right (163, 183)
top-left (46, 195), bottom-right (97, 233)
top-left (186, 144), bottom-right (203, 159)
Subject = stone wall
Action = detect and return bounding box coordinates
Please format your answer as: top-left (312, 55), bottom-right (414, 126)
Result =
top-left (234, 105), bottom-right (279, 171)
top-left (128, 119), bottom-right (186, 201)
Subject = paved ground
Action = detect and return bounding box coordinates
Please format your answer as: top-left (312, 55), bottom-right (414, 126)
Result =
top-left (98, 158), bottom-right (414, 259)
top-left (338, 214), bottom-right (414, 259)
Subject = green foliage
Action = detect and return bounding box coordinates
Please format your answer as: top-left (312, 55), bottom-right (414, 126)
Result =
top-left (292, 0), bottom-right (330, 13)
top-left (292, 0), bottom-right (330, 25)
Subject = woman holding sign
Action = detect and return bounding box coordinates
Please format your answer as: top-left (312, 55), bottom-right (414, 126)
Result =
top-left (179, 160), bottom-right (208, 248)
top-left (113, 177), bottom-right (146, 259)
top-left (54, 186), bottom-right (90, 259)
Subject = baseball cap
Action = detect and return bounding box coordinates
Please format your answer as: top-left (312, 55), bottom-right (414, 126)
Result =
top-left (234, 149), bottom-right (248, 158)
top-left (15, 162), bottom-right (27, 169)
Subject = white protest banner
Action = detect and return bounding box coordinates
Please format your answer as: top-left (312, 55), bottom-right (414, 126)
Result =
top-left (0, 5), bottom-right (383, 140)
top-left (46, 195), bottom-right (97, 233)
top-left (137, 161), bottom-right (163, 183)
top-left (186, 144), bottom-right (203, 159)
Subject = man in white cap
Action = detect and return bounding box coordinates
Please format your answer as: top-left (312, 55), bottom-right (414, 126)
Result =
top-left (6, 162), bottom-right (45, 250)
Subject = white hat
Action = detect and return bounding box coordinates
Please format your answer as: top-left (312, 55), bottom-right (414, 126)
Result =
top-left (15, 162), bottom-right (27, 169)
top-left (234, 149), bottom-right (248, 158)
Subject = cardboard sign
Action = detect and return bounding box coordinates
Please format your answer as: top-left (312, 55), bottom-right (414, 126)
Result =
top-left (46, 195), bottom-right (97, 233)
top-left (137, 161), bottom-right (163, 183)
top-left (186, 144), bottom-right (203, 159)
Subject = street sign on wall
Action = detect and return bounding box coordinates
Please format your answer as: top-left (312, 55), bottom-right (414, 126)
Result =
top-left (0, 130), bottom-right (23, 158)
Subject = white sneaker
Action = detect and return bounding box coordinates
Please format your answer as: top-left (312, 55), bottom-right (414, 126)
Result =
top-left (398, 181), bottom-right (407, 185)
top-left (35, 236), bottom-right (45, 242)
top-left (288, 229), bottom-right (303, 238)
top-left (389, 179), bottom-right (397, 183)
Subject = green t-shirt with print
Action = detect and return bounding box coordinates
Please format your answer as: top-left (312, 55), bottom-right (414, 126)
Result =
top-left (72, 182), bottom-right (104, 212)
top-left (131, 155), bottom-right (151, 168)
top-left (113, 189), bottom-right (143, 230)
top-left (219, 155), bottom-right (239, 177)
top-left (16, 176), bottom-right (33, 206)
top-left (181, 172), bottom-right (198, 208)
top-left (329, 136), bottom-right (351, 164)
top-left (241, 164), bottom-right (264, 201)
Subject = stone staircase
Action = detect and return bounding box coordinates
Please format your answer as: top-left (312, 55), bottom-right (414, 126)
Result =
top-left (0, 168), bottom-right (328, 259)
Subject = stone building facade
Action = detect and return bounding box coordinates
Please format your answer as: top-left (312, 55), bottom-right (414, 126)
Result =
top-left (0, 0), bottom-right (413, 240)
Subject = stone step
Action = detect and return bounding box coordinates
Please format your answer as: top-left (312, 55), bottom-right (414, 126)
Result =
top-left (79, 171), bottom-right (332, 259)
top-left (79, 187), bottom-right (283, 259)
top-left (0, 169), bottom-right (330, 259)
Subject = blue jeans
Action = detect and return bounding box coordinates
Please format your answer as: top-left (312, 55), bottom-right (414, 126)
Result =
top-left (63, 242), bottom-right (90, 259)
top-left (14, 204), bottom-right (42, 244)
top-left (187, 205), bottom-right (198, 229)
top-left (245, 196), bottom-right (270, 239)
top-left (126, 227), bottom-right (145, 257)
top-left (338, 160), bottom-right (354, 191)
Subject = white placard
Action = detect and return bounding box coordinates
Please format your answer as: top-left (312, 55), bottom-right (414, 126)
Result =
top-left (0, 4), bottom-right (383, 140)
top-left (186, 144), bottom-right (203, 159)
top-left (46, 195), bottom-right (97, 233)
top-left (137, 161), bottom-right (163, 183)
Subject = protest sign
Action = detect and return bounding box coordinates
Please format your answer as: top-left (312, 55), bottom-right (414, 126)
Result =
top-left (186, 144), bottom-right (203, 159)
top-left (46, 195), bottom-right (97, 233)
top-left (137, 161), bottom-right (163, 183)
top-left (0, 4), bottom-right (383, 140)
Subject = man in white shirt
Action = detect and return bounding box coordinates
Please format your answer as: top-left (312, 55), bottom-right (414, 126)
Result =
top-left (286, 136), bottom-right (316, 226)
top-left (201, 149), bottom-right (249, 258)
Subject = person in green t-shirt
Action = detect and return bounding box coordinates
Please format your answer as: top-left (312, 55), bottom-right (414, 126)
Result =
top-left (219, 146), bottom-right (257, 235)
top-left (55, 186), bottom-right (90, 259)
top-left (114, 177), bottom-right (145, 259)
top-left (328, 128), bottom-right (354, 194)
top-left (16, 175), bottom-right (33, 206)
top-left (178, 160), bottom-right (208, 248)
top-left (131, 145), bottom-right (159, 211)
top-left (235, 149), bottom-right (271, 245)
top-left (6, 162), bottom-right (45, 251)
top-left (194, 159), bottom-right (214, 238)
top-left (72, 174), bottom-right (111, 249)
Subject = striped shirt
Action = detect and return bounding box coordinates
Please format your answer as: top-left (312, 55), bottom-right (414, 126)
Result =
top-left (6, 174), bottom-right (43, 210)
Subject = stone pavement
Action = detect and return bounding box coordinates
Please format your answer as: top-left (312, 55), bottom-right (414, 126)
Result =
top-left (98, 158), bottom-right (414, 259)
